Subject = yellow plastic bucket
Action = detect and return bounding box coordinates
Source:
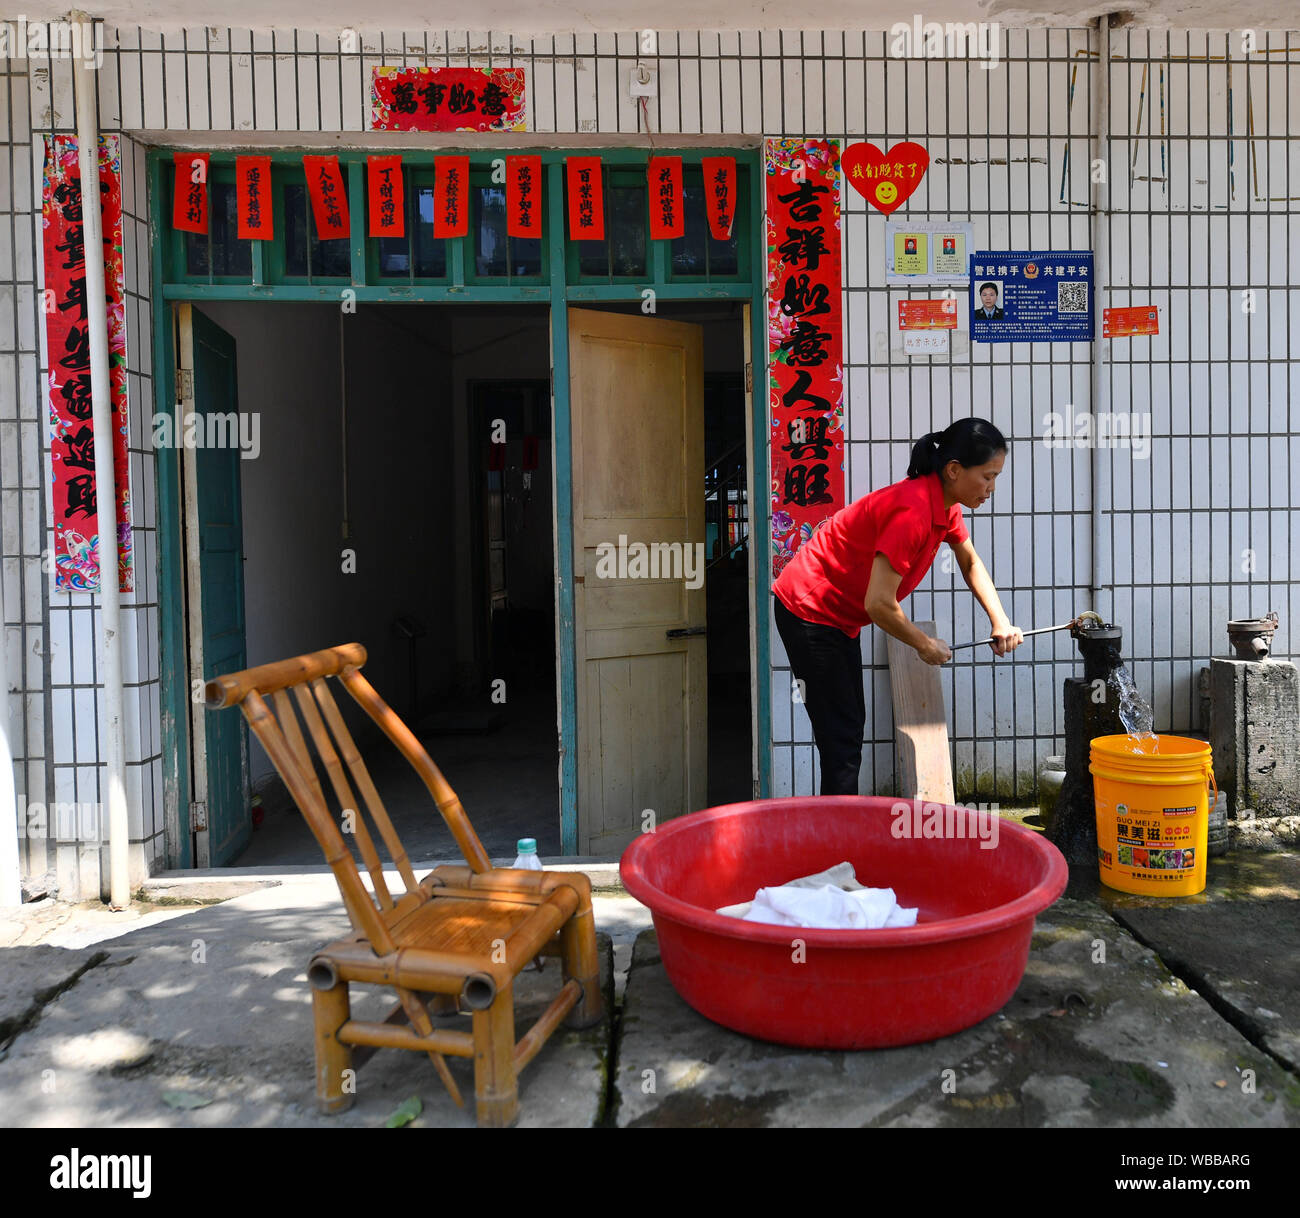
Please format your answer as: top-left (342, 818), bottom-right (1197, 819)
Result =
top-left (1090, 734), bottom-right (1217, 897)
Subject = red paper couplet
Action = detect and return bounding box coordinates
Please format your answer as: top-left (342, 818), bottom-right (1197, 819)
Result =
top-left (488, 442), bottom-right (505, 472)
top-left (43, 135), bottom-right (133, 592)
top-left (173, 151), bottom-right (209, 233)
top-left (647, 156), bottom-right (684, 239)
top-left (506, 155), bottom-right (542, 238)
top-left (701, 156), bottom-right (737, 239)
top-left (236, 155), bottom-right (272, 240)
top-left (302, 154), bottom-right (350, 240)
top-left (566, 157), bottom-right (605, 241)
top-left (765, 138), bottom-right (844, 580)
top-left (367, 155), bottom-right (404, 238)
top-left (433, 155), bottom-right (470, 238)
top-left (839, 141), bottom-right (929, 215)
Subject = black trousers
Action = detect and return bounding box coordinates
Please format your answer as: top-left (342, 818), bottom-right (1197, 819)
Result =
top-left (773, 595), bottom-right (866, 796)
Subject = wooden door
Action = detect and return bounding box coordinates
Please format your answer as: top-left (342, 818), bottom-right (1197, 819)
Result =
top-left (568, 308), bottom-right (706, 854)
top-left (177, 303), bottom-right (250, 867)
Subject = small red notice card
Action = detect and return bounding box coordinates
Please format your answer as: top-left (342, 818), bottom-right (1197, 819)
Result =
top-left (898, 299), bottom-right (958, 330)
top-left (1103, 306), bottom-right (1159, 337)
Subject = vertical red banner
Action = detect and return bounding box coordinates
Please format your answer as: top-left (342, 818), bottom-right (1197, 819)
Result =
top-left (765, 138), bottom-right (844, 579)
top-left (43, 135), bottom-right (133, 592)
top-left (236, 155), bottom-right (272, 240)
top-left (302, 154), bottom-right (350, 240)
top-left (172, 151), bottom-right (209, 233)
top-left (647, 155), bottom-right (684, 239)
top-left (565, 156), bottom-right (604, 241)
top-left (506, 155), bottom-right (542, 238)
top-left (701, 156), bottom-right (736, 239)
top-left (433, 155), bottom-right (470, 238)
top-left (367, 155), bottom-right (404, 238)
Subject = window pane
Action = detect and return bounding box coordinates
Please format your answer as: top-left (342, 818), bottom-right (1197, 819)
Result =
top-left (185, 231), bottom-right (209, 277)
top-left (475, 185), bottom-right (508, 276)
top-left (314, 236), bottom-right (351, 278)
top-left (378, 235), bottom-right (409, 276)
top-left (284, 184), bottom-right (309, 276)
top-left (708, 223), bottom-right (739, 275)
top-left (577, 239), bottom-right (607, 276)
top-left (670, 184), bottom-right (708, 276)
top-left (210, 182), bottom-right (251, 277)
top-left (509, 237), bottom-right (541, 277)
top-left (608, 185), bottom-right (646, 276)
top-left (284, 181), bottom-right (350, 278)
top-left (412, 187), bottom-right (446, 277)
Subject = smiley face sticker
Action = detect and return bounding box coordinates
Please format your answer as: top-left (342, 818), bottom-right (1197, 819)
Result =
top-left (840, 141), bottom-right (929, 215)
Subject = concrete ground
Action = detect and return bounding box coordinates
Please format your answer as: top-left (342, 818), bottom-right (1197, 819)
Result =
top-left (1, 848), bottom-right (1297, 1128)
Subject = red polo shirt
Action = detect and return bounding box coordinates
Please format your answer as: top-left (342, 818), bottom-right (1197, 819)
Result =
top-left (773, 473), bottom-right (969, 638)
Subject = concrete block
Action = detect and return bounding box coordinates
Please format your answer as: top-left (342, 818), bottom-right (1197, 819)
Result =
top-left (1209, 658), bottom-right (1300, 820)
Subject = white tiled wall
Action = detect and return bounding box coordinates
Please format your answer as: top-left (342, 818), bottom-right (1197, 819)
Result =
top-left (2, 26), bottom-right (1297, 896)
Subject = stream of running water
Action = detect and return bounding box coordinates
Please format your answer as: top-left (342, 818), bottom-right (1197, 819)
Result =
top-left (1110, 662), bottom-right (1158, 750)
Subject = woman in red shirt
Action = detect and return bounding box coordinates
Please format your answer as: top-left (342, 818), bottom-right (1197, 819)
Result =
top-left (773, 417), bottom-right (1024, 795)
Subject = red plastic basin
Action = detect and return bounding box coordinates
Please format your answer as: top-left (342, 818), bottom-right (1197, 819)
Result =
top-left (619, 796), bottom-right (1068, 1049)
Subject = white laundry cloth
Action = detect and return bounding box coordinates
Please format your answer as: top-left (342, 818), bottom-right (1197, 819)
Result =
top-left (715, 862), bottom-right (918, 929)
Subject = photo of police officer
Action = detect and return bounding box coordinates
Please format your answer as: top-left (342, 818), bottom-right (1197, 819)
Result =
top-left (975, 281), bottom-right (1004, 320)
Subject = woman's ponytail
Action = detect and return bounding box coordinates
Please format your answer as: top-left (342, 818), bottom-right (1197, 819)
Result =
top-left (906, 431), bottom-right (944, 478)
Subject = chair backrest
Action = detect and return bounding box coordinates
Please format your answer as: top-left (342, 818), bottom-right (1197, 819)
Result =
top-left (206, 644), bottom-right (493, 951)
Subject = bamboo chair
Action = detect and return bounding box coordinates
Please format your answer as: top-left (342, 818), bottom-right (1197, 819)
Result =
top-left (205, 643), bottom-right (603, 1128)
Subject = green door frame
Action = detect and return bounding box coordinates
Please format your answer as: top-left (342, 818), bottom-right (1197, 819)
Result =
top-left (149, 145), bottom-right (771, 863)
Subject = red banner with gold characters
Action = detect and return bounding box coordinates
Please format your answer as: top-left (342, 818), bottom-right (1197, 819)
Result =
top-left (42, 134), bottom-right (132, 592)
top-left (701, 156), bottom-right (736, 239)
top-left (566, 157), bottom-right (604, 241)
top-left (236, 155), bottom-right (272, 240)
top-left (367, 155), bottom-right (404, 238)
top-left (765, 138), bottom-right (843, 579)
top-left (433, 156), bottom-right (470, 238)
top-left (506, 155), bottom-right (542, 238)
top-left (647, 156), bottom-right (684, 239)
top-left (303, 155), bottom-right (350, 240)
top-left (371, 67), bottom-right (526, 132)
top-left (172, 151), bottom-right (209, 233)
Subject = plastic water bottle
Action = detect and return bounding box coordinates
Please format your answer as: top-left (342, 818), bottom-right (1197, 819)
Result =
top-left (512, 838), bottom-right (543, 870)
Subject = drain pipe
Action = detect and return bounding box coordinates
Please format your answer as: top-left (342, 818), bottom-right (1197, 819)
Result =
top-left (1089, 14), bottom-right (1112, 616)
top-left (0, 550), bottom-right (20, 906)
top-left (72, 13), bottom-right (130, 910)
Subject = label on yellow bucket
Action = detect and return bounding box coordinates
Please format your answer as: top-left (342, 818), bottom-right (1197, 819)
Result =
top-left (1107, 801), bottom-right (1197, 878)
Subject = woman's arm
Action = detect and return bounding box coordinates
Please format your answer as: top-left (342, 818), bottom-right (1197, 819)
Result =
top-left (865, 554), bottom-right (952, 666)
top-left (948, 537), bottom-right (1024, 655)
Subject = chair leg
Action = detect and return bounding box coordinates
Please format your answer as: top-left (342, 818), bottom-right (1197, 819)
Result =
top-left (472, 981), bottom-right (519, 1128)
top-left (561, 904), bottom-right (604, 1029)
top-left (312, 979), bottom-right (355, 1114)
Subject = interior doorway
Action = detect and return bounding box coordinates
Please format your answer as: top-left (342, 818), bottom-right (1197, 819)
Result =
top-left (566, 301), bottom-right (753, 852)
top-left (185, 301), bottom-right (559, 865)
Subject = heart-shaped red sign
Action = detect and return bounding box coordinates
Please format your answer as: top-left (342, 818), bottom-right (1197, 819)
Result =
top-left (840, 141), bottom-right (929, 215)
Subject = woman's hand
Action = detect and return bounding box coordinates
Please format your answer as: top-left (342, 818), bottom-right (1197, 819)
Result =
top-left (916, 636), bottom-right (952, 666)
top-left (990, 620), bottom-right (1024, 656)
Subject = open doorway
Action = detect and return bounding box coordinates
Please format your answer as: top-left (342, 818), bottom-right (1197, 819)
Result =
top-left (189, 301), bottom-right (559, 865)
top-left (567, 301), bottom-right (753, 824)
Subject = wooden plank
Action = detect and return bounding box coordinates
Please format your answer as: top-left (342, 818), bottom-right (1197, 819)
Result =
top-left (886, 621), bottom-right (955, 804)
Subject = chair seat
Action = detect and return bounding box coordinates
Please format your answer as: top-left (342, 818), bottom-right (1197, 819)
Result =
top-left (389, 894), bottom-right (543, 956)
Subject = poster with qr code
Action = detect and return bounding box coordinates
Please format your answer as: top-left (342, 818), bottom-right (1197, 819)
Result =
top-left (969, 250), bottom-right (1095, 342)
